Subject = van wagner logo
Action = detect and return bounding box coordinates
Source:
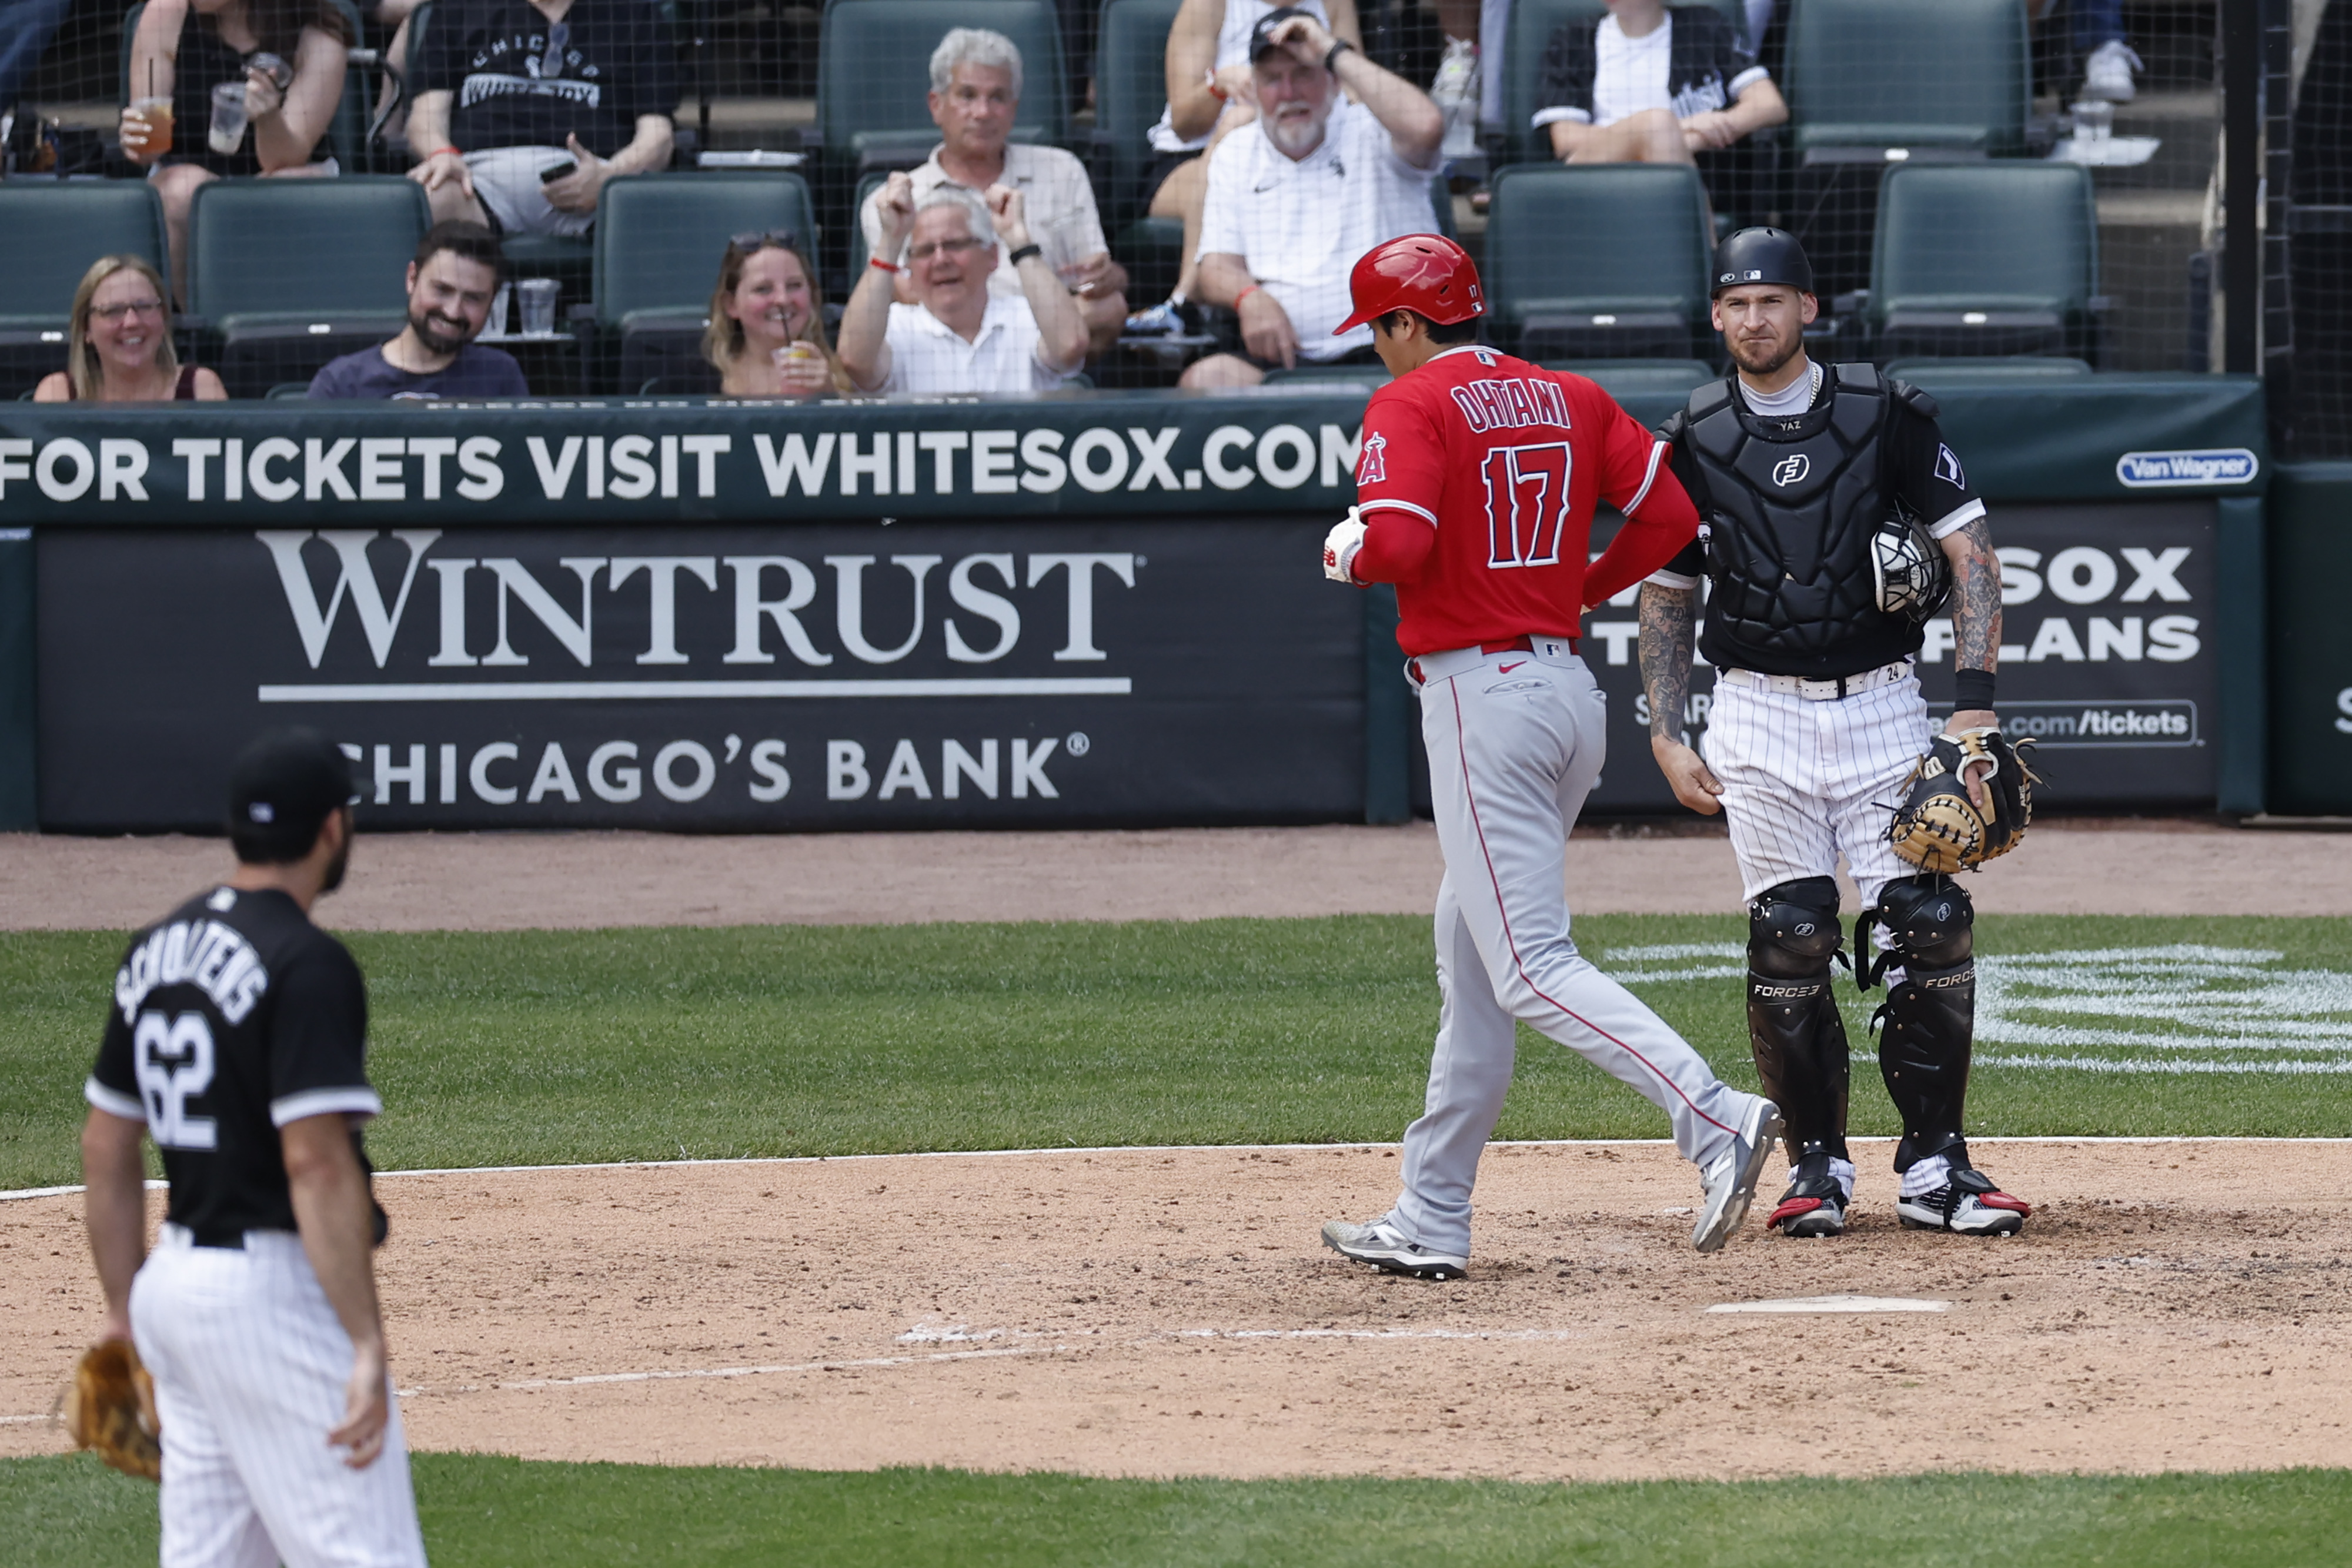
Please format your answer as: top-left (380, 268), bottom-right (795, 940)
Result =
top-left (2114, 449), bottom-right (2260, 489)
top-left (252, 530), bottom-right (1140, 704)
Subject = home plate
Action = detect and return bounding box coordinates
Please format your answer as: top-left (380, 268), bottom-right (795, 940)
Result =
top-left (1705, 1295), bottom-right (1950, 1315)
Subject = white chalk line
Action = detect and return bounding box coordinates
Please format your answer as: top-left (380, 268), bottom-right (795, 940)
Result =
top-left (8, 1135), bottom-right (2348, 1205)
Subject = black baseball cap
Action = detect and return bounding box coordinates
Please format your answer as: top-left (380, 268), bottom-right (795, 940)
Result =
top-left (1710, 226), bottom-right (1815, 297)
top-left (228, 727), bottom-right (358, 858)
top-left (1248, 5), bottom-right (1318, 62)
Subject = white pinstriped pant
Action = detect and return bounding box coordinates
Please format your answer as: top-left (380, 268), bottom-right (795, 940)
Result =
top-left (1385, 644), bottom-right (1762, 1259)
top-left (1701, 670), bottom-right (1930, 910)
top-left (131, 1226), bottom-right (427, 1568)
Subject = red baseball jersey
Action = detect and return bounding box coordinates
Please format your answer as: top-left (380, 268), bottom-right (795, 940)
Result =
top-left (1350, 345), bottom-right (1699, 657)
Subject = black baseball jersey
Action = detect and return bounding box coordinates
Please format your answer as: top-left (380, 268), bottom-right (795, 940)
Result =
top-left (1653, 365), bottom-right (1984, 676)
top-left (86, 886), bottom-right (386, 1245)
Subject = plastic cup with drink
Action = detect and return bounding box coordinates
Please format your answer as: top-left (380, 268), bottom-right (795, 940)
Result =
top-left (208, 82), bottom-right (249, 155)
top-left (516, 278), bottom-right (561, 336)
top-left (125, 96), bottom-right (174, 158)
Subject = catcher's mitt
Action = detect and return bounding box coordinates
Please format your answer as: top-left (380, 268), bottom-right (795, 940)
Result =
top-left (64, 1340), bottom-right (161, 1482)
top-left (1887, 727), bottom-right (2040, 874)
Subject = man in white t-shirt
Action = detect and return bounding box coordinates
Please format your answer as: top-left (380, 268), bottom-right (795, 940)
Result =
top-left (857, 28), bottom-right (1128, 356)
top-left (1182, 6), bottom-right (1444, 389)
top-left (1535, 0), bottom-right (1784, 166)
top-left (838, 177), bottom-right (1088, 396)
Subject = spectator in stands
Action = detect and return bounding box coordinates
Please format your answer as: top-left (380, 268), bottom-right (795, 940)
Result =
top-left (34, 256), bottom-right (227, 403)
top-left (1535, 0), bottom-right (1784, 165)
top-left (122, 0), bottom-right (352, 305)
top-left (1180, 8), bottom-right (1443, 389)
top-left (858, 29), bottom-right (1128, 358)
top-left (704, 232), bottom-right (853, 398)
top-left (2064, 0), bottom-right (2143, 103)
top-left (1125, 0), bottom-right (1361, 336)
top-left (404, 0), bottom-right (678, 239)
top-left (838, 178), bottom-right (1088, 394)
top-left (307, 221), bottom-right (528, 398)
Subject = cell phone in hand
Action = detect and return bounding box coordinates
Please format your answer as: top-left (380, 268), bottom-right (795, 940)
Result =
top-left (539, 159), bottom-right (577, 184)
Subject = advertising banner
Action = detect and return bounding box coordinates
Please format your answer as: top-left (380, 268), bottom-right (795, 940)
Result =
top-left (1569, 500), bottom-right (2221, 811)
top-left (38, 517), bottom-right (1363, 831)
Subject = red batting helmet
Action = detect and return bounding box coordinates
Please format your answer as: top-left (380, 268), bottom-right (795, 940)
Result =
top-left (1332, 234), bottom-right (1485, 335)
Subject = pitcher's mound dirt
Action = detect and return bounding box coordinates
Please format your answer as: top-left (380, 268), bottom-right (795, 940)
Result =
top-left (7, 1141), bottom-right (2348, 1480)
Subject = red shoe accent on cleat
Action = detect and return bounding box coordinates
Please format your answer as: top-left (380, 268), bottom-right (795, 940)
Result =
top-left (1768, 1196), bottom-right (1823, 1228)
top-left (1981, 1193), bottom-right (2032, 1215)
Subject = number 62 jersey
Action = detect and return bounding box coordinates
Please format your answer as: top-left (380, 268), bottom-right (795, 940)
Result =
top-left (1349, 345), bottom-right (1703, 656)
top-left (86, 884), bottom-right (387, 1244)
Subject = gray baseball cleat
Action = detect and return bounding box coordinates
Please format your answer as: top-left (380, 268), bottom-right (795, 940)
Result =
top-left (1319, 1218), bottom-right (1468, 1280)
top-left (1692, 1096), bottom-right (1785, 1253)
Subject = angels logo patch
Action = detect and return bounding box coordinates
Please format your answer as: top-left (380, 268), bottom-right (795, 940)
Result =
top-left (1356, 432), bottom-right (1388, 486)
top-left (1935, 443), bottom-right (1966, 489)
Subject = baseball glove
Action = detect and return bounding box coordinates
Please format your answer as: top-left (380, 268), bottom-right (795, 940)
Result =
top-left (1887, 727), bottom-right (2040, 874)
top-left (64, 1340), bottom-right (161, 1482)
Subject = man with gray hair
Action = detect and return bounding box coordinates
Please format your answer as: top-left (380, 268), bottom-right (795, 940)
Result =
top-left (858, 27), bottom-right (1127, 356)
top-left (838, 173), bottom-right (1090, 393)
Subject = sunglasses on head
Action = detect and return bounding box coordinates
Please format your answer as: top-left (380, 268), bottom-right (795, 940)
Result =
top-left (730, 229), bottom-right (803, 254)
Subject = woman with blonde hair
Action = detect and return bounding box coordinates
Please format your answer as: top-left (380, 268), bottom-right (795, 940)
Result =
top-left (35, 256), bottom-right (227, 403)
top-left (704, 232), bottom-right (852, 398)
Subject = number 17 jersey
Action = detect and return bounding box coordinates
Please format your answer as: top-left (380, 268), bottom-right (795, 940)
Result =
top-left (1352, 345), bottom-right (1690, 657)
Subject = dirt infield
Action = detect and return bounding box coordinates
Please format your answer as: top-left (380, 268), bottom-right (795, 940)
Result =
top-left (4, 816), bottom-right (2348, 930)
top-left (8, 1141), bottom-right (2350, 1480)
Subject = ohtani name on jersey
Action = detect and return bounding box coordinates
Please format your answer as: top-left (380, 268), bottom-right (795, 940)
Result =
top-left (115, 919), bottom-right (270, 1027)
top-left (1450, 377), bottom-right (1573, 436)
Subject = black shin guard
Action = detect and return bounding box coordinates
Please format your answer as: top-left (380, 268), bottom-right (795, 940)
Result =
top-left (1747, 876), bottom-right (1850, 1163)
top-left (1860, 874), bottom-right (1976, 1174)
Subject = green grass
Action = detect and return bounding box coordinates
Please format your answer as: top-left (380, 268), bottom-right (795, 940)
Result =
top-left (8, 1453), bottom-right (2352, 1567)
top-left (5, 914), bottom-right (2351, 1192)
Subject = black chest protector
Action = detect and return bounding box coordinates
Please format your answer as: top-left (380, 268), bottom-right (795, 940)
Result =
top-left (1675, 363), bottom-right (1926, 678)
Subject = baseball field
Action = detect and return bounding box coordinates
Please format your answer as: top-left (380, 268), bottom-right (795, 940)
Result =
top-left (5, 823), bottom-right (2351, 1564)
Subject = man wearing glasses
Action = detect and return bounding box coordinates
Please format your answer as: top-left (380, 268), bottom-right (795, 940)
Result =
top-left (837, 176), bottom-right (1090, 395)
top-left (405, 0), bottom-right (678, 239)
top-left (858, 28), bottom-right (1128, 357)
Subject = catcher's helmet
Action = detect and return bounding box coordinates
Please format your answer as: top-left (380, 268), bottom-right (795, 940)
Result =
top-left (1710, 226), bottom-right (1815, 297)
top-left (1333, 233), bottom-right (1485, 335)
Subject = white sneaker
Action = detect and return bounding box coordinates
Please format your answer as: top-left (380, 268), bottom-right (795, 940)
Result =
top-left (1320, 1217), bottom-right (1468, 1279)
top-left (2081, 39), bottom-right (2142, 103)
top-left (1692, 1096), bottom-right (1783, 1253)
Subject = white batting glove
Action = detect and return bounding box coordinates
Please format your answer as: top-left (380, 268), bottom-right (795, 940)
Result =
top-left (1322, 508), bottom-right (1368, 585)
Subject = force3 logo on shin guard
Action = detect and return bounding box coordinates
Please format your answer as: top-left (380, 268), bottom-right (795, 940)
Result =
top-left (1772, 454), bottom-right (1812, 486)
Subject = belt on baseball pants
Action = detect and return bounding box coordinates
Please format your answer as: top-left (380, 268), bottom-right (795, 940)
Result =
top-left (1717, 658), bottom-right (1913, 701)
top-left (1408, 634), bottom-right (1579, 686)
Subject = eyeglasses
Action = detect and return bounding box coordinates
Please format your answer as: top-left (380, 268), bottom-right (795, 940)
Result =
top-left (729, 229), bottom-right (803, 254)
top-left (908, 235), bottom-right (988, 262)
top-left (91, 298), bottom-right (166, 322)
top-left (539, 21), bottom-right (569, 78)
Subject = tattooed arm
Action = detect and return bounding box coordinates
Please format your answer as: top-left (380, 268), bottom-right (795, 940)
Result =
top-left (1937, 513), bottom-right (2003, 807)
top-left (1638, 581), bottom-right (1723, 815)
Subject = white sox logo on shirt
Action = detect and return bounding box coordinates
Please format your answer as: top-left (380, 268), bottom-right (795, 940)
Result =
top-left (1771, 454), bottom-right (1811, 486)
top-left (1936, 443), bottom-right (1966, 489)
top-left (1356, 432), bottom-right (1388, 486)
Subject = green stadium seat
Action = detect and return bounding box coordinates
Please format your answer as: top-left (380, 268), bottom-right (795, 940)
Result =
top-left (1092, 0), bottom-right (1182, 232)
top-left (1261, 363), bottom-right (1391, 386)
top-left (1868, 162), bottom-right (2099, 362)
top-left (593, 171), bottom-right (818, 393)
top-left (1483, 163), bottom-right (1712, 360)
top-left (185, 175), bottom-right (429, 397)
top-left (1782, 0), bottom-right (2029, 156)
top-left (816, 0), bottom-right (1069, 174)
top-left (1495, 0), bottom-right (1750, 167)
top-left (1542, 358), bottom-right (1717, 398)
top-left (0, 182), bottom-right (171, 397)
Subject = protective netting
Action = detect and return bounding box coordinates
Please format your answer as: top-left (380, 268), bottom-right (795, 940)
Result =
top-left (0, 0), bottom-right (2320, 406)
